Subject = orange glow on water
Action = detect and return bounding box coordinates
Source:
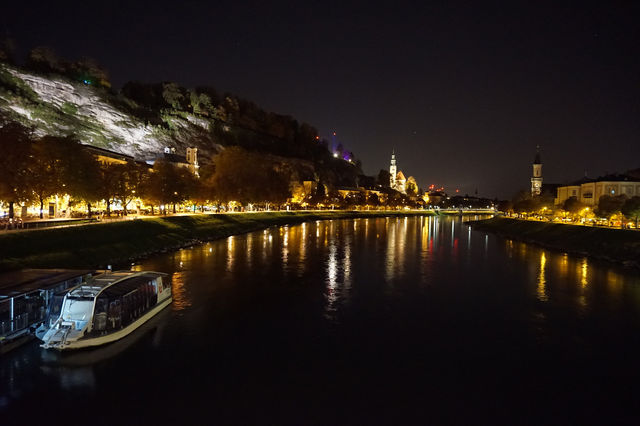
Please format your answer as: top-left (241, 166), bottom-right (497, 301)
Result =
top-left (537, 252), bottom-right (548, 302)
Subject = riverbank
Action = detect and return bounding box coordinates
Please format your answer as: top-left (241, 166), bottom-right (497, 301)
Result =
top-left (0, 210), bottom-right (435, 272)
top-left (470, 216), bottom-right (640, 269)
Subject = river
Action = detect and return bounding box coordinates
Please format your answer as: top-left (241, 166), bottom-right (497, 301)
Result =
top-left (2, 215), bottom-right (640, 425)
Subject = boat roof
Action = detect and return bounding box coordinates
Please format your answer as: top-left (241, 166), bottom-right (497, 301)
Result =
top-left (66, 271), bottom-right (166, 299)
top-left (0, 269), bottom-right (94, 298)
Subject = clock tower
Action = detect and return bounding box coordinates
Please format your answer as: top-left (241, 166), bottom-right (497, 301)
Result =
top-left (531, 145), bottom-right (543, 196)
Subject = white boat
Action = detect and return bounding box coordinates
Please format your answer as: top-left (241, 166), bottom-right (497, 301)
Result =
top-left (40, 271), bottom-right (172, 350)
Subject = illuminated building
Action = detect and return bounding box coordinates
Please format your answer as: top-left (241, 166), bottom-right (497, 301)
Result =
top-left (84, 145), bottom-right (133, 165)
top-left (389, 151), bottom-right (409, 194)
top-left (157, 146), bottom-right (199, 176)
top-left (390, 150), bottom-right (397, 188)
top-left (395, 171), bottom-right (407, 193)
top-left (555, 173), bottom-right (640, 206)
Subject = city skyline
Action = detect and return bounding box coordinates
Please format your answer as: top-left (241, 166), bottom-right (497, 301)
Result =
top-left (2, 2), bottom-right (639, 198)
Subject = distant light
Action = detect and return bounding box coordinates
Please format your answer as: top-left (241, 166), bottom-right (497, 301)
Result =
top-left (333, 153), bottom-right (338, 158)
top-left (333, 132), bottom-right (336, 136)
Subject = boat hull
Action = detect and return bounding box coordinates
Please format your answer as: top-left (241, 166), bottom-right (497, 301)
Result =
top-left (42, 296), bottom-right (172, 351)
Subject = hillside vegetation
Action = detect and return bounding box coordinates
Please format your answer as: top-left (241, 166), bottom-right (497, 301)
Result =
top-left (0, 50), bottom-right (361, 187)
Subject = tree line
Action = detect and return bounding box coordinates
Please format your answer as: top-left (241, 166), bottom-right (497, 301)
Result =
top-left (0, 121), bottom-right (439, 220)
top-left (499, 190), bottom-right (640, 228)
top-left (0, 123), bottom-right (301, 219)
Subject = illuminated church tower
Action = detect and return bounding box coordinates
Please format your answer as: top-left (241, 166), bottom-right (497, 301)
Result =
top-left (531, 145), bottom-right (543, 195)
top-left (390, 150), bottom-right (397, 188)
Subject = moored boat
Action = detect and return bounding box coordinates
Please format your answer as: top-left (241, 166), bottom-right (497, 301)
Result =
top-left (40, 271), bottom-right (171, 350)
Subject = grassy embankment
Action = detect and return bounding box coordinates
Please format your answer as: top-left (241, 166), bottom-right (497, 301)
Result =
top-left (470, 216), bottom-right (640, 269)
top-left (0, 210), bottom-right (435, 272)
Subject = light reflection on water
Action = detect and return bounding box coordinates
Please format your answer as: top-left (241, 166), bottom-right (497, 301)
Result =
top-left (537, 252), bottom-right (548, 302)
top-left (227, 236), bottom-right (234, 272)
top-left (4, 215), bottom-right (640, 424)
top-left (298, 223), bottom-right (307, 277)
top-left (129, 215), bottom-right (638, 324)
top-left (170, 271), bottom-right (191, 312)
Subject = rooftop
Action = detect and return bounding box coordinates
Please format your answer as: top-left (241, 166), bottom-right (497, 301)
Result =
top-left (0, 269), bottom-right (94, 298)
top-left (83, 145), bottom-right (134, 162)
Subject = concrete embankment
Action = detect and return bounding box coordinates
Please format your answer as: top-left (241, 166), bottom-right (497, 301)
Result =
top-left (0, 210), bottom-right (435, 272)
top-left (470, 217), bottom-right (640, 269)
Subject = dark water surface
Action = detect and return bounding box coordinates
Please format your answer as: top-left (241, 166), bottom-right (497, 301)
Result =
top-left (3, 216), bottom-right (640, 425)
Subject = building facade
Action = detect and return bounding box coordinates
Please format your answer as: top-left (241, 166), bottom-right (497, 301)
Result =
top-left (389, 151), bottom-right (397, 189)
top-left (555, 175), bottom-right (640, 206)
top-left (395, 171), bottom-right (407, 194)
top-left (389, 151), bottom-right (412, 194)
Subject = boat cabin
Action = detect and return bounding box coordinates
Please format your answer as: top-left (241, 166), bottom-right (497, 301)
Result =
top-left (59, 271), bottom-right (170, 337)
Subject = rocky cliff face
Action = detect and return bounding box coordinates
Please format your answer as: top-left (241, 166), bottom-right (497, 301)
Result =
top-left (0, 62), bottom-right (361, 187)
top-left (0, 63), bottom-right (219, 159)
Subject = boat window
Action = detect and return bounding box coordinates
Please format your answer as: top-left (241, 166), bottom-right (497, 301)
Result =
top-left (95, 297), bottom-right (108, 315)
top-left (107, 299), bottom-right (121, 330)
top-left (0, 300), bottom-right (10, 335)
top-left (93, 297), bottom-right (108, 332)
top-left (62, 299), bottom-right (93, 322)
top-left (67, 295), bottom-right (95, 301)
top-left (122, 294), bottom-right (131, 326)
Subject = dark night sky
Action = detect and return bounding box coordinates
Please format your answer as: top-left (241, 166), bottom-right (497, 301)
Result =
top-left (3, 1), bottom-right (639, 198)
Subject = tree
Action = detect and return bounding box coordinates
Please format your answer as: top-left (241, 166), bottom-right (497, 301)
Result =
top-left (562, 196), bottom-right (585, 214)
top-left (309, 181), bottom-right (327, 206)
top-left (189, 90), bottom-right (212, 115)
top-left (69, 57), bottom-right (111, 88)
top-left (24, 136), bottom-right (77, 218)
top-left (143, 161), bottom-right (194, 214)
top-left (497, 200), bottom-right (513, 213)
top-left (621, 196), bottom-right (640, 228)
top-left (596, 195), bottom-right (627, 219)
top-left (26, 46), bottom-right (65, 74)
top-left (97, 162), bottom-right (122, 216)
top-left (387, 191), bottom-right (404, 209)
top-left (376, 169), bottom-right (390, 187)
top-left (189, 176), bottom-right (214, 212)
top-left (344, 191), bottom-right (365, 209)
top-left (538, 192), bottom-right (556, 211)
top-left (66, 145), bottom-right (101, 218)
top-left (162, 83), bottom-right (184, 110)
top-left (368, 192), bottom-right (380, 207)
top-left (210, 147), bottom-right (290, 209)
top-left (0, 122), bottom-right (33, 218)
top-left (112, 162), bottom-right (146, 215)
top-left (406, 177), bottom-right (418, 197)
top-left (512, 190), bottom-right (538, 214)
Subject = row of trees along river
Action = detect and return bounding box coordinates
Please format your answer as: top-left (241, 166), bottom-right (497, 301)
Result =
top-left (500, 190), bottom-right (640, 228)
top-left (0, 122), bottom-right (433, 219)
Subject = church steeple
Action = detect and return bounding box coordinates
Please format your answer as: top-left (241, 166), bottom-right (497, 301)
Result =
top-left (390, 150), bottom-right (397, 189)
top-left (531, 145), bottom-right (543, 195)
top-left (533, 144), bottom-right (542, 165)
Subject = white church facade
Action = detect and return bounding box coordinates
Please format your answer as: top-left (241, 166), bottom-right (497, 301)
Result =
top-left (389, 151), bottom-right (416, 195)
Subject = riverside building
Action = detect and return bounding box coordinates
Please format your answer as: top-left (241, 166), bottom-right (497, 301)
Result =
top-left (555, 173), bottom-right (640, 206)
